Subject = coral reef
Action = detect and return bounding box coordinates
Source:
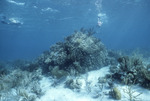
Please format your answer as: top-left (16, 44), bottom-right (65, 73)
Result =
top-left (109, 55), bottom-right (150, 89)
top-left (37, 30), bottom-right (108, 77)
top-left (1, 27), bottom-right (150, 101)
top-left (0, 69), bottom-right (43, 101)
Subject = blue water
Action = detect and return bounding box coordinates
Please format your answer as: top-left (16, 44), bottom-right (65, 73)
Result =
top-left (0, 0), bottom-right (150, 61)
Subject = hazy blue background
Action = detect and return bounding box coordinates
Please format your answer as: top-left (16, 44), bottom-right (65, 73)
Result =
top-left (0, 0), bottom-right (150, 61)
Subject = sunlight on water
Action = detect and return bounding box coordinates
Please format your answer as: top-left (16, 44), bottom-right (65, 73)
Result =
top-left (7, 0), bottom-right (25, 6)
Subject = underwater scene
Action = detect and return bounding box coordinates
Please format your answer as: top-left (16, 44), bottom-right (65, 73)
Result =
top-left (0, 0), bottom-right (150, 101)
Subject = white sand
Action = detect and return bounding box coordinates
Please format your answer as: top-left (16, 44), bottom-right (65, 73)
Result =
top-left (37, 66), bottom-right (150, 101)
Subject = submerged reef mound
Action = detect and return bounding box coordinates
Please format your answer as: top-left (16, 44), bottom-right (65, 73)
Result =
top-left (109, 55), bottom-right (150, 89)
top-left (37, 30), bottom-right (108, 77)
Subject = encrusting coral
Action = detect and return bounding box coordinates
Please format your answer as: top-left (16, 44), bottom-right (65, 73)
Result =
top-left (110, 87), bottom-right (121, 100)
